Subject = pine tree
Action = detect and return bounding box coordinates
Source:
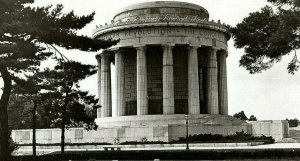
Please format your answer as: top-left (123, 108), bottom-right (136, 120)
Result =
top-left (11, 75), bottom-right (42, 158)
top-left (35, 61), bottom-right (100, 154)
top-left (0, 1), bottom-right (117, 159)
top-left (13, 60), bottom-right (100, 156)
top-left (248, 115), bottom-right (258, 121)
top-left (231, 0), bottom-right (300, 74)
top-left (8, 94), bottom-right (33, 130)
top-left (233, 111), bottom-right (248, 121)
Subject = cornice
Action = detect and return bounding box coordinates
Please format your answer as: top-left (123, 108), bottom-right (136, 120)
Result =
top-left (92, 17), bottom-right (230, 40)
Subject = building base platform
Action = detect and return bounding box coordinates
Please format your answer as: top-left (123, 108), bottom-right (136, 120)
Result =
top-left (95, 114), bottom-right (251, 143)
top-left (12, 114), bottom-right (289, 145)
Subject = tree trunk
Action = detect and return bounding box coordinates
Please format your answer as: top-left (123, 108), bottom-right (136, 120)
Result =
top-left (61, 105), bottom-right (66, 155)
top-left (32, 101), bottom-right (37, 160)
top-left (0, 67), bottom-right (12, 161)
top-left (61, 92), bottom-right (68, 156)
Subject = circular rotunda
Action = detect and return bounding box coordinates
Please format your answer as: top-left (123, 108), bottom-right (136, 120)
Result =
top-left (93, 1), bottom-right (248, 142)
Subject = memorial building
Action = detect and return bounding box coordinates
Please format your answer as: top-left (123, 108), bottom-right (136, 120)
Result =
top-left (92, 1), bottom-right (251, 142)
top-left (11, 1), bottom-right (289, 146)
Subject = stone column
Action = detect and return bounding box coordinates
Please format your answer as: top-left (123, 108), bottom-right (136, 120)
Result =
top-left (207, 48), bottom-right (219, 114)
top-left (136, 46), bottom-right (148, 115)
top-left (100, 53), bottom-right (112, 117)
top-left (115, 50), bottom-right (126, 116)
top-left (188, 46), bottom-right (200, 114)
top-left (96, 55), bottom-right (101, 118)
top-left (162, 44), bottom-right (175, 114)
top-left (218, 50), bottom-right (228, 115)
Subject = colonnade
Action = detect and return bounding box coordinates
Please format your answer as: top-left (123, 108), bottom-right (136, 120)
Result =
top-left (96, 44), bottom-right (228, 118)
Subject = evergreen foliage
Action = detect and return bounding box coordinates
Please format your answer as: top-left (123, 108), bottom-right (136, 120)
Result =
top-left (286, 118), bottom-right (299, 127)
top-left (233, 111), bottom-right (248, 121)
top-left (231, 0), bottom-right (300, 74)
top-left (0, 0), bottom-right (117, 159)
top-left (177, 131), bottom-right (275, 144)
top-left (33, 61), bottom-right (100, 130)
top-left (249, 115), bottom-right (258, 121)
top-left (233, 111), bottom-right (258, 121)
top-left (8, 94), bottom-right (33, 129)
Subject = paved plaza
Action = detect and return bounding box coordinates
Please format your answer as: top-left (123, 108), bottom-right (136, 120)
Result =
top-left (13, 143), bottom-right (300, 156)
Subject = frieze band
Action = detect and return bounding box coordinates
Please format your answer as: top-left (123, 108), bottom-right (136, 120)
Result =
top-left (100, 27), bottom-right (226, 42)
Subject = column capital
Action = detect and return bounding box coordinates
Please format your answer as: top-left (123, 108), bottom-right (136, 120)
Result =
top-left (101, 50), bottom-right (113, 57)
top-left (161, 43), bottom-right (175, 47)
top-left (161, 44), bottom-right (175, 50)
top-left (219, 50), bottom-right (228, 57)
top-left (96, 51), bottom-right (112, 60)
top-left (112, 48), bottom-right (127, 54)
top-left (187, 45), bottom-right (200, 51)
top-left (209, 47), bottom-right (219, 52)
top-left (95, 54), bottom-right (101, 60)
top-left (134, 44), bottom-right (146, 48)
top-left (188, 44), bottom-right (201, 47)
top-left (135, 45), bottom-right (147, 52)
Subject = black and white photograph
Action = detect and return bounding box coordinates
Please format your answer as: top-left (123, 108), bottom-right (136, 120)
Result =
top-left (0, 0), bottom-right (299, 160)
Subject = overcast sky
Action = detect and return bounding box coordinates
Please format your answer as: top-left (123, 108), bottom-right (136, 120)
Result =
top-left (1, 0), bottom-right (300, 120)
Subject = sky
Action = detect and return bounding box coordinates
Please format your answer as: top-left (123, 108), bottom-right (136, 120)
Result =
top-left (1, 0), bottom-right (300, 120)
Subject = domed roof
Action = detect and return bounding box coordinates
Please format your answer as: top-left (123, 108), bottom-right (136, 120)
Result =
top-left (113, 1), bottom-right (209, 22)
top-left (92, 1), bottom-right (230, 41)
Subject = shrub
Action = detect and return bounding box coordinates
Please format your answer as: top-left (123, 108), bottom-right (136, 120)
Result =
top-left (119, 141), bottom-right (167, 145)
top-left (174, 131), bottom-right (274, 144)
top-left (286, 118), bottom-right (299, 127)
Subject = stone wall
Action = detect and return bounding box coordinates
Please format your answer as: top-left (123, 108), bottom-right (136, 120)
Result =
top-left (119, 46), bottom-right (212, 115)
top-left (12, 114), bottom-right (255, 143)
top-left (12, 117), bottom-right (289, 144)
top-left (173, 46), bottom-right (188, 114)
top-left (147, 46), bottom-right (163, 114)
top-left (11, 127), bottom-right (169, 144)
top-left (290, 126), bottom-right (300, 131)
top-left (14, 125), bottom-right (247, 144)
top-left (11, 125), bottom-right (250, 144)
top-left (124, 49), bottom-right (137, 115)
top-left (248, 120), bottom-right (289, 142)
top-left (9, 115), bottom-right (252, 144)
